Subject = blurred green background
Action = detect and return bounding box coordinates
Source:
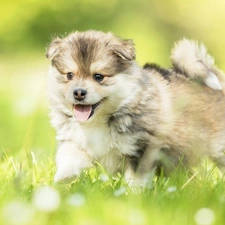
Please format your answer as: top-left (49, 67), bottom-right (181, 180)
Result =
top-left (1, 0), bottom-right (225, 156)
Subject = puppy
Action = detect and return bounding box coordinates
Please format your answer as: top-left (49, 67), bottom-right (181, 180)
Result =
top-left (46, 30), bottom-right (225, 187)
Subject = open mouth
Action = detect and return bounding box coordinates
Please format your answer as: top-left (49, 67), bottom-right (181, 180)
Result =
top-left (73, 101), bottom-right (101, 122)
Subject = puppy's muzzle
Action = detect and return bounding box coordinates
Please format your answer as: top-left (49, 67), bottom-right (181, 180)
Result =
top-left (73, 88), bottom-right (87, 101)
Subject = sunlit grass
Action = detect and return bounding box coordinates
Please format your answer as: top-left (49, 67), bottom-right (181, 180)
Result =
top-left (1, 151), bottom-right (225, 225)
top-left (1, 55), bottom-right (225, 225)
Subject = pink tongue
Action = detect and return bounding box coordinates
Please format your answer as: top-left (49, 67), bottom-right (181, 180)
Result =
top-left (74, 105), bottom-right (92, 122)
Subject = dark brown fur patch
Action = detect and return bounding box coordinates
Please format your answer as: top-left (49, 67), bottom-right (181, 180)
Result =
top-left (129, 141), bottom-right (148, 171)
top-left (144, 63), bottom-right (171, 81)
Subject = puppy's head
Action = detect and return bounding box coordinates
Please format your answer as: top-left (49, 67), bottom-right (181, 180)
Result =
top-left (46, 30), bottom-right (137, 123)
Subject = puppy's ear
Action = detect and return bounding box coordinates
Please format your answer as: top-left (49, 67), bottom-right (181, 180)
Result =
top-left (46, 37), bottom-right (62, 60)
top-left (113, 39), bottom-right (136, 61)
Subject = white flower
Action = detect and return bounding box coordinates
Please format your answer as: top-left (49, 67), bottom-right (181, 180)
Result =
top-left (194, 208), bottom-right (215, 225)
top-left (99, 174), bottom-right (109, 182)
top-left (113, 187), bottom-right (127, 196)
top-left (2, 201), bottom-right (35, 225)
top-left (32, 186), bottom-right (61, 212)
top-left (128, 209), bottom-right (146, 225)
top-left (66, 193), bottom-right (86, 207)
top-left (166, 186), bottom-right (177, 193)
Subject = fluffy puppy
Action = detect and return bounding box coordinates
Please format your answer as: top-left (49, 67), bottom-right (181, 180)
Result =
top-left (46, 30), bottom-right (225, 187)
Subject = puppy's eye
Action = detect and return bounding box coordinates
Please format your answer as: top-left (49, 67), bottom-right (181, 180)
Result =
top-left (93, 73), bottom-right (104, 83)
top-left (67, 72), bottom-right (74, 80)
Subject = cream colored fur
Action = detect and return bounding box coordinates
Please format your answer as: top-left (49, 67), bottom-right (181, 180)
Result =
top-left (171, 38), bottom-right (223, 90)
top-left (46, 31), bottom-right (225, 188)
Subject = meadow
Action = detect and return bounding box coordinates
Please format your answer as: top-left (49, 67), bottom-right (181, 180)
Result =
top-left (1, 54), bottom-right (225, 225)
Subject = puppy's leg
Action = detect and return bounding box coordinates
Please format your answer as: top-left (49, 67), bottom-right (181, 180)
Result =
top-left (54, 142), bottom-right (93, 183)
top-left (125, 148), bottom-right (160, 189)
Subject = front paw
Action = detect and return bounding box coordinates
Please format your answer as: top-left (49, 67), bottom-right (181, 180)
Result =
top-left (124, 168), bottom-right (155, 189)
top-left (54, 159), bottom-right (92, 183)
top-left (54, 165), bottom-right (80, 183)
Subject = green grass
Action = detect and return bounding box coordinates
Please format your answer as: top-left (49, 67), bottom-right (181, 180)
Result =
top-left (1, 55), bottom-right (225, 225)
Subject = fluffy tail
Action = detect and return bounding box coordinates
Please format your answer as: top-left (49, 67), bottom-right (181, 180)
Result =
top-left (170, 38), bottom-right (222, 90)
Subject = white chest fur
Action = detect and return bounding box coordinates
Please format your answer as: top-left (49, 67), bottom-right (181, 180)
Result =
top-left (80, 123), bottom-right (111, 158)
top-left (80, 121), bottom-right (138, 160)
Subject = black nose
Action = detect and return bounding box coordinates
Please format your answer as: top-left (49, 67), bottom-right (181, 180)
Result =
top-left (73, 88), bottom-right (87, 101)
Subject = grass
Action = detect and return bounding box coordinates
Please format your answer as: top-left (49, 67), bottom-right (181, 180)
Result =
top-left (1, 55), bottom-right (225, 225)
